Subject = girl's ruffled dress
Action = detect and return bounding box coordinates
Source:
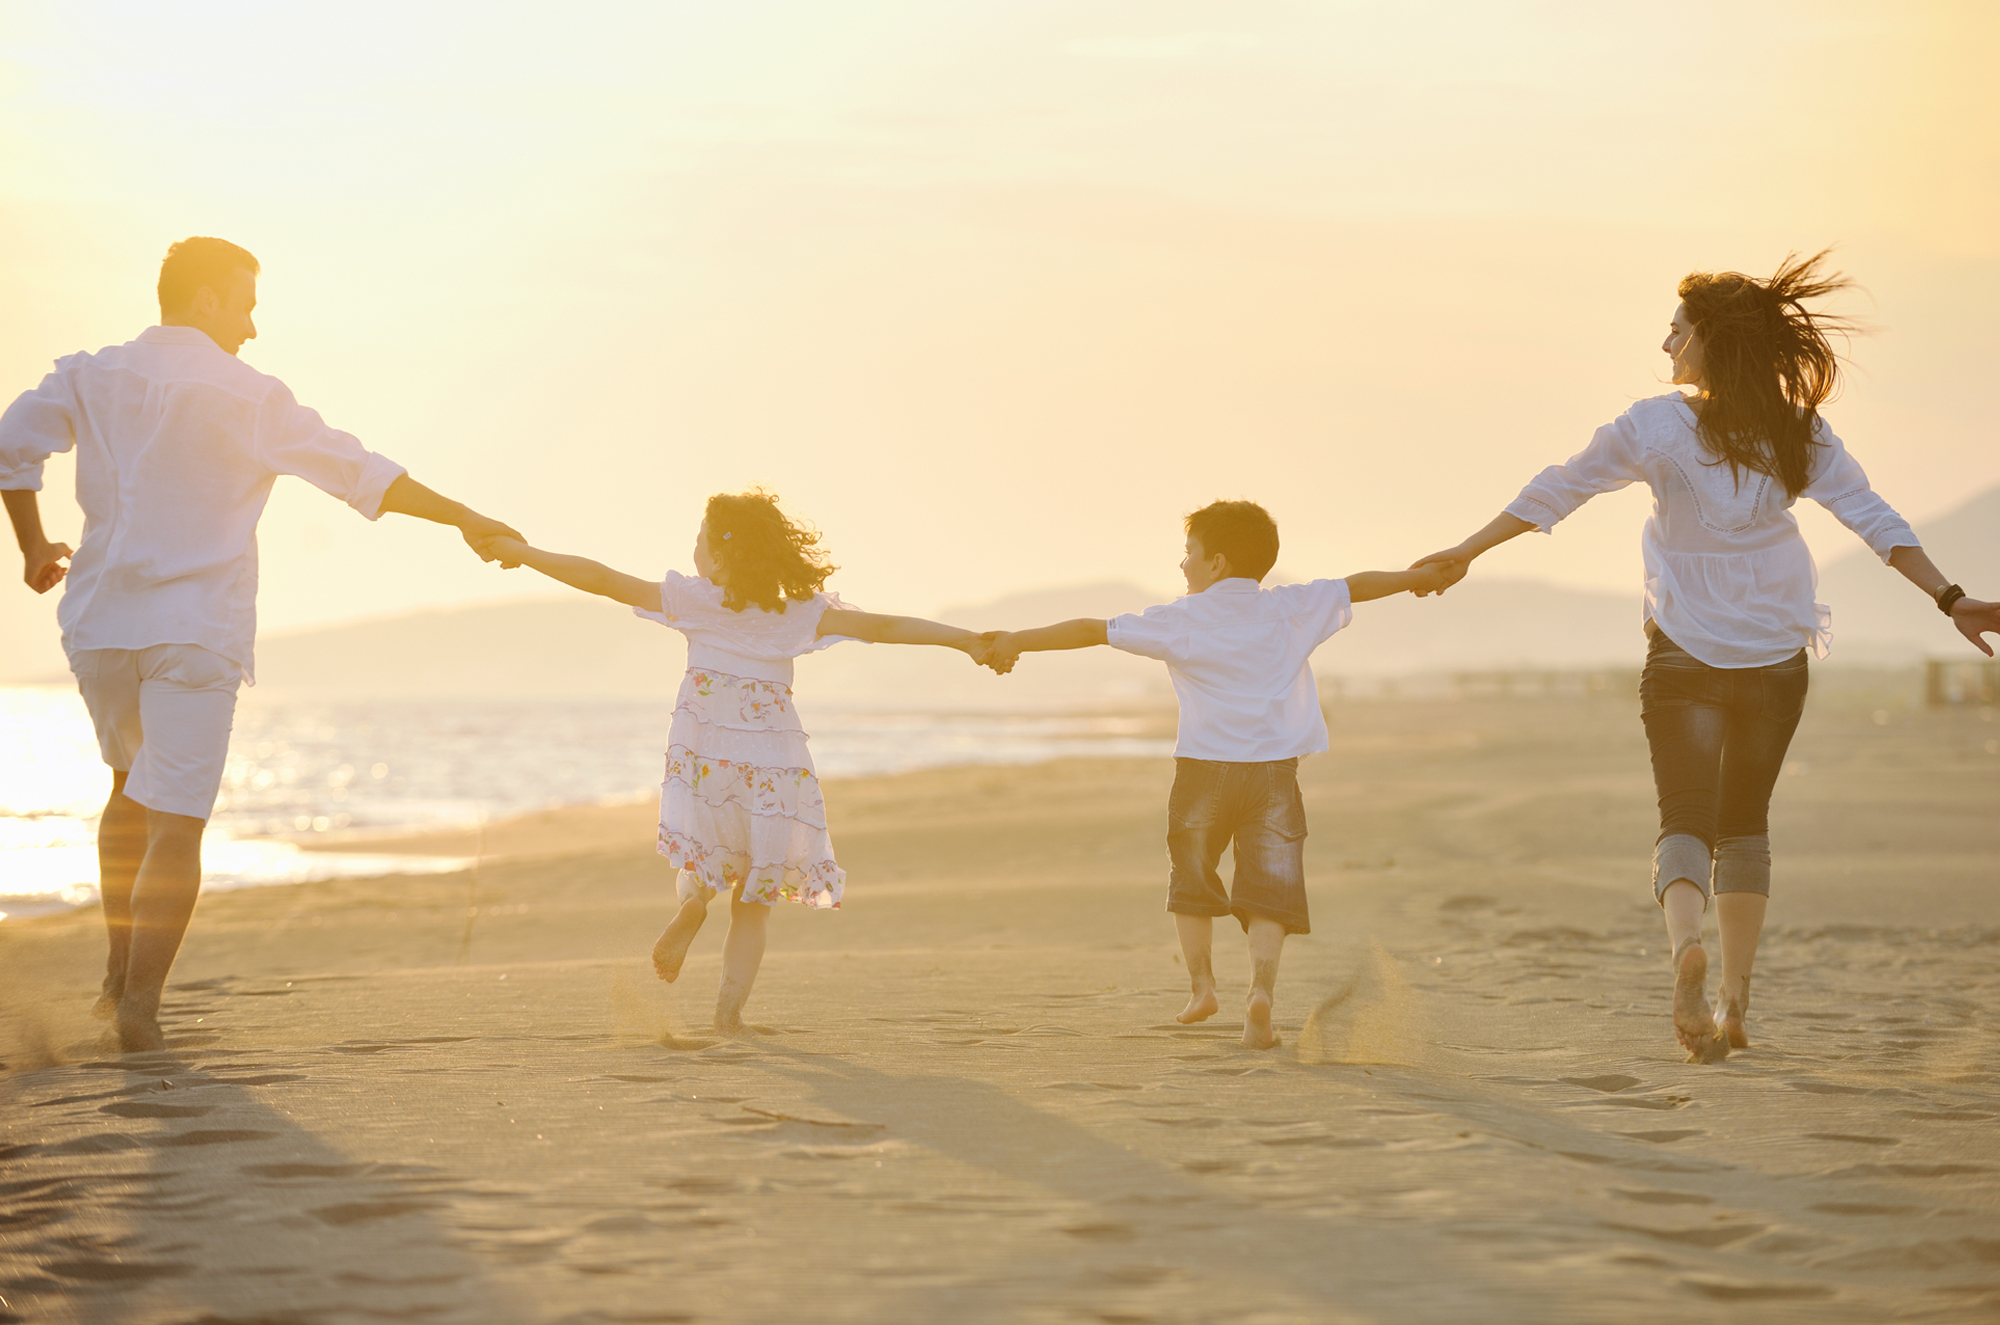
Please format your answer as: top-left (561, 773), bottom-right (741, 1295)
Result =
top-left (634, 571), bottom-right (854, 909)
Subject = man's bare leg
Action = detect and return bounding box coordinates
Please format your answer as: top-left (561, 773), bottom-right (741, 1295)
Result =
top-left (1661, 878), bottom-right (1727, 1064)
top-left (93, 773), bottom-right (147, 1019)
top-left (114, 808), bottom-right (206, 1053)
top-left (1174, 913), bottom-right (1220, 1023)
top-left (1715, 892), bottom-right (1766, 1049)
top-left (652, 880), bottom-right (711, 982)
top-left (1242, 916), bottom-right (1286, 1050)
top-left (713, 887), bottom-right (769, 1034)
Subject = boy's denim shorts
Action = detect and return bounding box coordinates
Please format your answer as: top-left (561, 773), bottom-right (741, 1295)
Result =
top-left (1166, 757), bottom-right (1310, 935)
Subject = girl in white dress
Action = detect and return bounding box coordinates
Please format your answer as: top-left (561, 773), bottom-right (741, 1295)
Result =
top-left (481, 490), bottom-right (991, 1031)
top-left (1413, 253), bottom-right (1998, 1063)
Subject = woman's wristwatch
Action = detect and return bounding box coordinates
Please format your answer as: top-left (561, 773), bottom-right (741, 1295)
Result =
top-left (1935, 583), bottom-right (1967, 616)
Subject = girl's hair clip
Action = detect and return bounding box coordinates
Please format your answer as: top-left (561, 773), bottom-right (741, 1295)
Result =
top-left (721, 531), bottom-right (732, 540)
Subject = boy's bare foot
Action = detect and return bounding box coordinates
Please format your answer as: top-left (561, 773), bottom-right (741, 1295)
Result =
top-left (1177, 987), bottom-right (1220, 1024)
top-left (115, 1006), bottom-right (166, 1054)
top-left (1672, 938), bottom-right (1728, 1064)
top-left (652, 898), bottom-right (708, 982)
top-left (1242, 990), bottom-right (1280, 1050)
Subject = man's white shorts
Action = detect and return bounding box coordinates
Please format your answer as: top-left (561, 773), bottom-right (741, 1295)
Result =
top-left (69, 644), bottom-right (243, 820)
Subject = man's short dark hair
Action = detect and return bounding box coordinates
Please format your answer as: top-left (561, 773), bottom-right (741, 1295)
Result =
top-left (1185, 499), bottom-right (1279, 581)
top-left (158, 237), bottom-right (260, 315)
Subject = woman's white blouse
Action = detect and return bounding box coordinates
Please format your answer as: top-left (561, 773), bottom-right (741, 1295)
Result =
top-left (1505, 393), bottom-right (1919, 668)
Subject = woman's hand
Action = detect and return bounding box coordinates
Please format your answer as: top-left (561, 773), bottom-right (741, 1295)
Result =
top-left (1408, 547), bottom-right (1472, 597)
top-left (1952, 595), bottom-right (2000, 657)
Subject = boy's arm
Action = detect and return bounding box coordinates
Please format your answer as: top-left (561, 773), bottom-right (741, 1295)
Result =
top-left (481, 536), bottom-right (662, 612)
top-left (817, 609), bottom-right (982, 653)
top-left (1346, 566), bottom-right (1448, 604)
top-left (986, 618), bottom-right (1110, 672)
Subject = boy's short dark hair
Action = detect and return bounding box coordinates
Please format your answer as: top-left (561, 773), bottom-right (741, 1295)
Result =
top-left (1185, 500), bottom-right (1279, 581)
top-left (158, 237), bottom-right (260, 316)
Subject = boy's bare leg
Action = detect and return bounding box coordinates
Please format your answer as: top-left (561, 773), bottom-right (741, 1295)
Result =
top-left (1243, 916), bottom-right (1286, 1050)
top-left (714, 886), bottom-right (770, 1034)
top-left (652, 881), bottom-right (711, 982)
top-left (114, 808), bottom-right (206, 1054)
top-left (1661, 879), bottom-right (1727, 1063)
top-left (1173, 914), bottom-right (1220, 1023)
top-left (93, 774), bottom-right (147, 1019)
top-left (1715, 892), bottom-right (1766, 1049)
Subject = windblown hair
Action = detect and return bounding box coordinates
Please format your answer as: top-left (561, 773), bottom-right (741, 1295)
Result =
top-left (158, 236), bottom-right (261, 315)
top-left (1678, 250), bottom-right (1854, 498)
top-left (1185, 499), bottom-right (1279, 582)
top-left (704, 489), bottom-right (837, 613)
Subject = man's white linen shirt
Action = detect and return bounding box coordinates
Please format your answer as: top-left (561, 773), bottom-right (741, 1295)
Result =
top-left (1107, 577), bottom-right (1353, 762)
top-left (1504, 393), bottom-right (1918, 669)
top-left (0, 326), bottom-right (406, 680)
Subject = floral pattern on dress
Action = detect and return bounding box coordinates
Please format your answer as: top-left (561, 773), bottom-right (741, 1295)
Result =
top-left (679, 669), bottom-right (797, 730)
top-left (661, 746), bottom-right (827, 824)
top-left (658, 827), bottom-right (843, 910)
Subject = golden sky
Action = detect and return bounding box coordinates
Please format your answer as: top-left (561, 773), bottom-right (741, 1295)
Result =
top-left (3, 1), bottom-right (1996, 674)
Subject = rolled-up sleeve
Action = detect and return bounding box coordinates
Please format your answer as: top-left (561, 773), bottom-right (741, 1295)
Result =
top-left (1803, 424), bottom-right (1918, 564)
top-left (1505, 410), bottom-right (1647, 533)
top-left (0, 368), bottom-right (79, 490)
top-left (1106, 601), bottom-right (1185, 662)
top-left (253, 383), bottom-right (407, 520)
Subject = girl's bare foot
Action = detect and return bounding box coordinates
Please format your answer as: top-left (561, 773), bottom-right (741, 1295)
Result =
top-left (1672, 937), bottom-right (1728, 1064)
top-left (1242, 990), bottom-right (1280, 1050)
top-left (652, 897), bottom-right (708, 982)
top-left (1177, 986), bottom-right (1220, 1024)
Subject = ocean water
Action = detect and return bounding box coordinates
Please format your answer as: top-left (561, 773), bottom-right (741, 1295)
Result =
top-left (0, 685), bottom-right (1172, 921)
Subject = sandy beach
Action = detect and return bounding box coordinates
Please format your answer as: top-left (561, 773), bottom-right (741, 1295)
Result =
top-left (3, 685), bottom-right (1997, 1324)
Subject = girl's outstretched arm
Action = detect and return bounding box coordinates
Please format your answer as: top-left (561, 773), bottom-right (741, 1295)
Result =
top-left (818, 609), bottom-right (983, 654)
top-left (479, 536), bottom-right (662, 612)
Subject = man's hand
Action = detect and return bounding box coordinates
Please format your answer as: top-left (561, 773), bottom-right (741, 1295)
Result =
top-left (474, 534), bottom-right (528, 570)
top-left (22, 539), bottom-right (72, 594)
top-left (1408, 548), bottom-right (1471, 597)
top-left (459, 512), bottom-right (525, 564)
top-left (1952, 596), bottom-right (2000, 657)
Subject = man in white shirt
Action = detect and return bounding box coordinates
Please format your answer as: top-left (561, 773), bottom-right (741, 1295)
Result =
top-left (1, 236), bottom-right (522, 1053)
top-left (984, 501), bottom-right (1444, 1048)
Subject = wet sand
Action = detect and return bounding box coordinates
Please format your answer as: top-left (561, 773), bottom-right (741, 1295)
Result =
top-left (3, 688), bottom-right (1997, 1323)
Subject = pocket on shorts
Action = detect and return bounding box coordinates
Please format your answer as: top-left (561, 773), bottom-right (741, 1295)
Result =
top-left (147, 644), bottom-right (243, 692)
top-left (1167, 761), bottom-right (1226, 832)
top-left (1260, 764), bottom-right (1308, 842)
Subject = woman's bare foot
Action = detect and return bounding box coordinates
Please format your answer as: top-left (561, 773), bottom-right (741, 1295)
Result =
top-left (91, 978), bottom-right (123, 1021)
top-left (114, 1005), bottom-right (166, 1054)
top-left (1242, 990), bottom-right (1280, 1050)
top-left (651, 897), bottom-right (708, 982)
top-left (1672, 938), bottom-right (1728, 1064)
top-left (1721, 976), bottom-right (1751, 1049)
top-left (1177, 986), bottom-right (1220, 1024)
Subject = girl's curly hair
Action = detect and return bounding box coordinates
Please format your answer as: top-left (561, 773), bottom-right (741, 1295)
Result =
top-left (1679, 250), bottom-right (1856, 499)
top-left (703, 489), bottom-right (837, 613)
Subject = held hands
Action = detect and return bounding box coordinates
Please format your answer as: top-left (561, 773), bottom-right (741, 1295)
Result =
top-left (472, 533), bottom-right (528, 570)
top-left (958, 631), bottom-right (1022, 675)
top-left (459, 511), bottom-right (525, 565)
top-left (1408, 546), bottom-right (1473, 597)
top-left (21, 540), bottom-right (72, 594)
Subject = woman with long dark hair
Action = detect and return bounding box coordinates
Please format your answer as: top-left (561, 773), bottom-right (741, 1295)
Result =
top-left (1414, 253), bottom-right (1999, 1062)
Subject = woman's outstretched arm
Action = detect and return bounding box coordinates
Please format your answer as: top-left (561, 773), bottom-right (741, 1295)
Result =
top-left (1408, 513), bottom-right (1538, 595)
top-left (477, 535), bottom-right (662, 612)
top-left (1886, 546), bottom-right (2000, 657)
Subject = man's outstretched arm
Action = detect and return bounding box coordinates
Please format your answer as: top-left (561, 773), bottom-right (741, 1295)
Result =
top-left (376, 475), bottom-right (523, 562)
top-left (4, 489), bottom-right (72, 593)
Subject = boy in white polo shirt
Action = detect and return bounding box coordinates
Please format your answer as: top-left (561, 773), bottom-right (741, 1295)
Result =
top-left (985, 500), bottom-right (1444, 1048)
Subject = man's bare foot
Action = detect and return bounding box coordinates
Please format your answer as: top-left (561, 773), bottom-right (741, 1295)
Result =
top-left (1672, 938), bottom-right (1728, 1064)
top-left (114, 1006), bottom-right (166, 1054)
top-left (1177, 986), bottom-right (1220, 1024)
top-left (91, 981), bottom-right (122, 1021)
top-left (1242, 990), bottom-right (1280, 1050)
top-left (651, 898), bottom-right (708, 982)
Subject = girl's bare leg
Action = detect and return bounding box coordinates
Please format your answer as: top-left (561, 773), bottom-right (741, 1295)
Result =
top-left (1661, 879), bottom-right (1727, 1063)
top-left (1174, 914), bottom-right (1220, 1023)
top-left (714, 886), bottom-right (770, 1033)
top-left (652, 878), bottom-right (711, 982)
top-left (1715, 892), bottom-right (1766, 1048)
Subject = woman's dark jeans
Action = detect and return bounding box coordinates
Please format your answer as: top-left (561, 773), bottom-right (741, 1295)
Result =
top-left (1639, 630), bottom-right (1809, 904)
